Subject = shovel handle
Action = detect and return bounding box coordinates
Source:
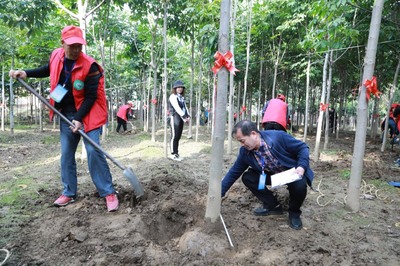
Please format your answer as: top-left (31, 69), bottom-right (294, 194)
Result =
top-left (16, 78), bottom-right (126, 170)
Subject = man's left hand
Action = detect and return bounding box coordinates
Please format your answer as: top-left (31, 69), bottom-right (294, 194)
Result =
top-left (70, 120), bottom-right (83, 133)
top-left (295, 166), bottom-right (305, 177)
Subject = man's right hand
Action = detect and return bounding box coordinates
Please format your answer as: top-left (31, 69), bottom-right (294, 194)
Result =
top-left (9, 70), bottom-right (27, 79)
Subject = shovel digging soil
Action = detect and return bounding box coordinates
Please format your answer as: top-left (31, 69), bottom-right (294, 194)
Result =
top-left (16, 78), bottom-right (145, 199)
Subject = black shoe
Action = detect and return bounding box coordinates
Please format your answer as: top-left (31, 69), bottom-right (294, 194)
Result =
top-left (253, 205), bottom-right (283, 216)
top-left (288, 216), bottom-right (303, 230)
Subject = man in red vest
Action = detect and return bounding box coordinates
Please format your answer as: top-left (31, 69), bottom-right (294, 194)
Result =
top-left (9, 25), bottom-right (119, 212)
top-left (116, 101), bottom-right (133, 133)
top-left (382, 103), bottom-right (400, 141)
top-left (261, 94), bottom-right (289, 131)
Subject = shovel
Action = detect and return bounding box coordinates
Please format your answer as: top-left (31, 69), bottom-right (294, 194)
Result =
top-left (16, 78), bottom-right (145, 199)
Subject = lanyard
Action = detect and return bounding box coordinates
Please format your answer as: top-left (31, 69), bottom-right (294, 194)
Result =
top-left (62, 60), bottom-right (75, 87)
top-left (255, 151), bottom-right (265, 174)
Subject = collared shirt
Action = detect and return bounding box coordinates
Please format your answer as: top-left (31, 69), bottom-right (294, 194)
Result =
top-left (254, 138), bottom-right (286, 174)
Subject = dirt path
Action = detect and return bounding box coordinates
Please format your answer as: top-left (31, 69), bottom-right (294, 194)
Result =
top-left (1, 126), bottom-right (399, 265)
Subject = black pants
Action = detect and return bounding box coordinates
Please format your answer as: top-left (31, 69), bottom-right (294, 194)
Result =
top-left (241, 168), bottom-right (307, 217)
top-left (169, 114), bottom-right (184, 155)
top-left (263, 122), bottom-right (286, 131)
top-left (116, 117), bottom-right (127, 133)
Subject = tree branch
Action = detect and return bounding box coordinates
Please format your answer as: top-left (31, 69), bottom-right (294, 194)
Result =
top-left (86, 0), bottom-right (106, 18)
top-left (52, 0), bottom-right (79, 19)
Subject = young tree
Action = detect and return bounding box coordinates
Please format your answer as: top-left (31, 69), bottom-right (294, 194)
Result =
top-left (347, 0), bottom-right (384, 212)
top-left (205, 0), bottom-right (231, 224)
top-left (240, 0), bottom-right (253, 120)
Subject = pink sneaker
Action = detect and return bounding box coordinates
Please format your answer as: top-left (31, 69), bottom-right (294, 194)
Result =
top-left (106, 194), bottom-right (119, 212)
top-left (53, 195), bottom-right (75, 207)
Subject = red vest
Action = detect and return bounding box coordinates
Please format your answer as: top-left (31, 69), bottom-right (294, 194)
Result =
top-left (117, 104), bottom-right (131, 121)
top-left (262, 98), bottom-right (288, 128)
top-left (49, 48), bottom-right (107, 132)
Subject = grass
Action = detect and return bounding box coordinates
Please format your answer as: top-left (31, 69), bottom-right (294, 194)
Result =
top-left (199, 145), bottom-right (212, 154)
top-left (0, 176), bottom-right (46, 206)
top-left (340, 169), bottom-right (351, 180)
top-left (365, 179), bottom-right (400, 195)
top-left (0, 175), bottom-right (49, 246)
top-left (40, 134), bottom-right (59, 145)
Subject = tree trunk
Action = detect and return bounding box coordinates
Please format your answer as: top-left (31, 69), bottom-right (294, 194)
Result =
top-left (1, 65), bottom-right (5, 131)
top-left (162, 2), bottom-right (168, 157)
top-left (150, 25), bottom-right (158, 142)
top-left (313, 52), bottom-right (329, 161)
top-left (188, 38), bottom-right (195, 139)
top-left (324, 50), bottom-right (333, 150)
top-left (272, 36), bottom-right (282, 99)
top-left (347, 0), bottom-right (384, 212)
top-left (227, 0), bottom-right (237, 155)
top-left (205, 0), bottom-right (230, 224)
top-left (241, 0), bottom-right (253, 120)
top-left (10, 57), bottom-right (15, 136)
top-left (257, 41), bottom-right (264, 129)
top-left (195, 45), bottom-right (203, 142)
top-left (303, 54), bottom-right (311, 142)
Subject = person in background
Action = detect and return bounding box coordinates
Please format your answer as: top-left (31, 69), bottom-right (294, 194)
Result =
top-left (9, 25), bottom-right (118, 212)
top-left (221, 120), bottom-right (314, 230)
top-left (116, 100), bottom-right (133, 133)
top-left (328, 107), bottom-right (337, 133)
top-left (261, 94), bottom-right (289, 131)
top-left (168, 80), bottom-right (190, 161)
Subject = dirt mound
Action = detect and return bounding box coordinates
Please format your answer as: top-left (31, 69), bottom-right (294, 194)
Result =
top-left (1, 127), bottom-right (400, 265)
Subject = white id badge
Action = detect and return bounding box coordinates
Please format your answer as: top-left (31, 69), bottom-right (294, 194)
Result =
top-left (50, 84), bottom-right (68, 103)
top-left (258, 172), bottom-right (266, 190)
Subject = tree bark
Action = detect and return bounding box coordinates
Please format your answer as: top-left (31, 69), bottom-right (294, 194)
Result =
top-left (313, 52), bottom-right (329, 161)
top-left (241, 0), bottom-right (252, 120)
top-left (347, 0), bottom-right (384, 212)
top-left (227, 0), bottom-right (237, 155)
top-left (162, 2), bottom-right (168, 157)
top-left (324, 50), bottom-right (333, 150)
top-left (205, 0), bottom-right (230, 223)
top-left (303, 54), bottom-right (311, 142)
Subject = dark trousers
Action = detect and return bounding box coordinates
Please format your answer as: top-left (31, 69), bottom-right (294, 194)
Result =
top-left (116, 117), bottom-right (127, 133)
top-left (241, 168), bottom-right (307, 217)
top-left (263, 122), bottom-right (286, 131)
top-left (169, 114), bottom-right (184, 155)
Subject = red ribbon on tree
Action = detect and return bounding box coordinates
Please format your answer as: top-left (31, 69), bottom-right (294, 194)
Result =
top-left (320, 103), bottom-right (329, 112)
top-left (151, 98), bottom-right (158, 105)
top-left (241, 106), bottom-right (247, 112)
top-left (212, 51), bottom-right (239, 75)
top-left (363, 76), bottom-right (381, 101)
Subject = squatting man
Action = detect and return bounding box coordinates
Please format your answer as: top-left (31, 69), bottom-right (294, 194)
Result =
top-left (221, 120), bottom-right (314, 230)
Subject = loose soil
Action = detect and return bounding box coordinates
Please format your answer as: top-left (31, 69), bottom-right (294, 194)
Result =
top-left (1, 123), bottom-right (399, 265)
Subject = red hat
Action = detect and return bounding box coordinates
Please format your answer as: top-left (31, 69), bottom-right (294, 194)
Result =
top-left (277, 94), bottom-right (286, 102)
top-left (61, 26), bottom-right (87, 45)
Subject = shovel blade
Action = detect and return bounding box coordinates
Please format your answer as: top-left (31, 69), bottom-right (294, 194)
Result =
top-left (123, 167), bottom-right (145, 198)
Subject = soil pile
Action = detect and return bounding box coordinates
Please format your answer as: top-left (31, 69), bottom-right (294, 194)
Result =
top-left (1, 127), bottom-right (399, 265)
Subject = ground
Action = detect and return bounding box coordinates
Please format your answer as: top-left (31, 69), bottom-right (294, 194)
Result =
top-left (0, 123), bottom-right (399, 265)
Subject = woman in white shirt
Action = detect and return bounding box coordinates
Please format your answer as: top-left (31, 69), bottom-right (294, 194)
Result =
top-left (168, 80), bottom-right (190, 161)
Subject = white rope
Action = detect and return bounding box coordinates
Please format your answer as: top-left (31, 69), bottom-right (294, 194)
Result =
top-left (315, 178), bottom-right (386, 207)
top-left (0, 249), bottom-right (11, 266)
top-left (316, 178), bottom-right (345, 207)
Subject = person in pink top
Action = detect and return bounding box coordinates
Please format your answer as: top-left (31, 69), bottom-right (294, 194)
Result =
top-left (116, 101), bottom-right (133, 133)
top-left (261, 94), bottom-right (289, 131)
